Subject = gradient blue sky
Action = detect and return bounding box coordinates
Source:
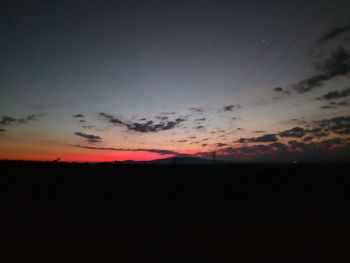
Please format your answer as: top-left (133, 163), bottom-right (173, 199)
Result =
top-left (1, 0), bottom-right (349, 162)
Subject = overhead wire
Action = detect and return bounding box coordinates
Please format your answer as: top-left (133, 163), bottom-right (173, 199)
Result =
top-left (245, 0), bottom-right (332, 98)
top-left (233, 0), bottom-right (308, 99)
top-left (246, 0), bottom-right (342, 104)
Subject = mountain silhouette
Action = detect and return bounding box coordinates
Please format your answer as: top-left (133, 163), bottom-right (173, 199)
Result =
top-left (123, 157), bottom-right (213, 165)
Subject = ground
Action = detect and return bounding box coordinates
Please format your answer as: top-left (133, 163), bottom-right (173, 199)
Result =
top-left (1, 161), bottom-right (349, 262)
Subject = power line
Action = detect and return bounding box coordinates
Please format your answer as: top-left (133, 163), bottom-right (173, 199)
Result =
top-left (241, 0), bottom-right (348, 124)
top-left (234, 0), bottom-right (308, 95)
top-left (272, 0), bottom-right (346, 85)
top-left (244, 0), bottom-right (332, 102)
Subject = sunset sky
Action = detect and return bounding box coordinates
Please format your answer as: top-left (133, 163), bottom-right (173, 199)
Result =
top-left (1, 0), bottom-right (350, 162)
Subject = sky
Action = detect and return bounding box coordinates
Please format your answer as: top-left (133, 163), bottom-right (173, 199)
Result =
top-left (0, 0), bottom-right (350, 162)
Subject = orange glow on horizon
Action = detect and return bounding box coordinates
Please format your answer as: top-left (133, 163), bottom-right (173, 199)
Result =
top-left (0, 151), bottom-right (176, 162)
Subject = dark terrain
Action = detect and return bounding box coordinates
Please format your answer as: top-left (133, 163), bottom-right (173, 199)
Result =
top-left (1, 160), bottom-right (350, 262)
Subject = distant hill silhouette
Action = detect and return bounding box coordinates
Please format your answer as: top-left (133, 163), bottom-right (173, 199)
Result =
top-left (123, 156), bottom-right (214, 165)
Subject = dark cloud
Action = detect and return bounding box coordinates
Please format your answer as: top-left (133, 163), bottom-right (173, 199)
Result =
top-left (75, 132), bottom-right (101, 143)
top-left (100, 112), bottom-right (186, 133)
top-left (303, 136), bottom-right (314, 142)
top-left (273, 87), bottom-right (290, 94)
top-left (175, 140), bottom-right (188, 143)
top-left (280, 125), bottom-right (327, 139)
top-left (222, 104), bottom-right (242, 112)
top-left (288, 138), bottom-right (344, 151)
top-left (155, 116), bottom-right (169, 121)
top-left (196, 116), bottom-right (350, 161)
top-left (249, 134), bottom-right (278, 143)
top-left (317, 87), bottom-right (350, 100)
top-left (274, 87), bottom-right (283, 92)
top-left (319, 101), bottom-right (349, 109)
top-left (221, 145), bottom-right (271, 155)
top-left (288, 140), bottom-right (313, 151)
top-left (236, 134), bottom-right (278, 143)
top-left (189, 107), bottom-right (205, 113)
top-left (196, 126), bottom-right (205, 130)
top-left (318, 25), bottom-right (350, 44)
top-left (0, 128), bottom-right (6, 133)
top-left (175, 117), bottom-right (187, 122)
top-left (215, 143), bottom-right (227, 147)
top-left (126, 119), bottom-right (184, 133)
top-left (319, 138), bottom-right (343, 149)
top-left (0, 114), bottom-right (39, 125)
top-left (269, 142), bottom-right (288, 151)
top-left (320, 105), bottom-right (336, 109)
top-left (82, 125), bottom-right (95, 129)
top-left (73, 145), bottom-right (177, 155)
top-left (160, 112), bottom-right (176, 115)
top-left (198, 137), bottom-right (349, 161)
top-left (293, 74), bottom-right (329, 94)
top-left (238, 119), bottom-right (340, 149)
top-left (0, 116), bottom-right (16, 125)
top-left (293, 47), bottom-right (350, 93)
top-left (99, 112), bottom-right (125, 125)
top-left (317, 115), bottom-right (350, 135)
top-left (194, 118), bottom-right (206, 122)
top-left (314, 46), bottom-right (350, 74)
top-left (330, 101), bottom-right (350, 106)
top-left (73, 114), bottom-right (85, 118)
top-left (279, 127), bottom-right (307, 138)
top-left (79, 120), bottom-right (86, 123)
top-left (313, 131), bottom-right (328, 138)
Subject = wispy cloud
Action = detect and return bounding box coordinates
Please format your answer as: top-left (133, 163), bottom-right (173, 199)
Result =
top-left (317, 87), bottom-right (350, 100)
top-left (279, 127), bottom-right (308, 138)
top-left (73, 114), bottom-right (85, 118)
top-left (317, 115), bottom-right (350, 135)
top-left (221, 104), bottom-right (242, 112)
top-left (189, 107), bottom-right (205, 113)
top-left (75, 132), bottom-right (101, 143)
top-left (292, 47), bottom-right (350, 94)
top-left (236, 134), bottom-right (278, 143)
top-left (319, 101), bottom-right (350, 110)
top-left (273, 87), bottom-right (290, 94)
top-left (99, 112), bottom-right (187, 133)
top-left (73, 144), bottom-right (178, 155)
top-left (0, 114), bottom-right (40, 125)
top-left (318, 25), bottom-right (350, 44)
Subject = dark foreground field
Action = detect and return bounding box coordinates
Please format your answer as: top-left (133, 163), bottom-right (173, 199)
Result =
top-left (1, 161), bottom-right (350, 262)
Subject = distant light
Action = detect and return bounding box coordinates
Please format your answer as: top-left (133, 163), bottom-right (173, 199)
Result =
top-left (262, 39), bottom-right (267, 43)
